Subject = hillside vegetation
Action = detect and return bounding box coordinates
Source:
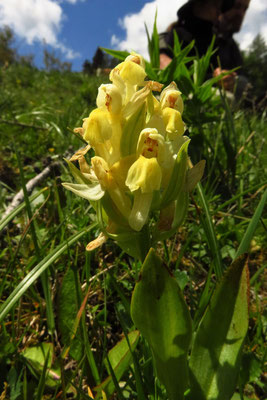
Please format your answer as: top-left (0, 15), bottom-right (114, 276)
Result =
top-left (0, 29), bottom-right (266, 400)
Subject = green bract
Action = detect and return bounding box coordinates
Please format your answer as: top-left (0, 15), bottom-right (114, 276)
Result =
top-left (62, 52), bottom-right (204, 256)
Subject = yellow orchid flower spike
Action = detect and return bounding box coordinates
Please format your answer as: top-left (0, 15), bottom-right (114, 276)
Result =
top-left (62, 52), bottom-right (205, 257)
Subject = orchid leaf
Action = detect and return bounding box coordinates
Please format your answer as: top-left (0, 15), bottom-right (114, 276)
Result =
top-left (110, 226), bottom-right (150, 261)
top-left (131, 248), bottom-right (192, 400)
top-left (189, 254), bottom-right (249, 400)
top-left (22, 343), bottom-right (61, 388)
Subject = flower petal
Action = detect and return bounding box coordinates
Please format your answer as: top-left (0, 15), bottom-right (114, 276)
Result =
top-left (84, 108), bottom-right (112, 145)
top-left (96, 84), bottom-right (122, 114)
top-left (62, 182), bottom-right (104, 201)
top-left (116, 60), bottom-right (146, 86)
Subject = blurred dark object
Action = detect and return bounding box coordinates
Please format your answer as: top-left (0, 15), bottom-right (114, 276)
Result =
top-left (159, 0), bottom-right (250, 96)
top-left (82, 59), bottom-right (93, 74)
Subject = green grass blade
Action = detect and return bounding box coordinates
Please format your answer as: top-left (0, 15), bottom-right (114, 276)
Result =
top-left (101, 48), bottom-right (130, 61)
top-left (81, 305), bottom-right (101, 385)
top-left (35, 347), bottom-right (51, 400)
top-left (214, 182), bottom-right (267, 214)
top-left (0, 223), bottom-right (97, 323)
top-left (15, 148), bottom-right (56, 333)
top-left (196, 183), bottom-right (223, 279)
top-left (151, 11), bottom-right (160, 69)
top-left (235, 189), bottom-right (267, 259)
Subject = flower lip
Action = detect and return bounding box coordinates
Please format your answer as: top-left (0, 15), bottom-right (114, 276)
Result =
top-left (126, 155), bottom-right (162, 194)
top-left (142, 136), bottom-right (159, 158)
top-left (136, 128), bottom-right (166, 164)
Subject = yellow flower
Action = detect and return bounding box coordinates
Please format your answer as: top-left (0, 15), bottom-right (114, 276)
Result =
top-left (126, 155), bottom-right (162, 194)
top-left (83, 108), bottom-right (121, 166)
top-left (63, 52), bottom-right (205, 250)
top-left (116, 58), bottom-right (146, 87)
top-left (124, 128), bottom-right (168, 231)
top-left (160, 81), bottom-right (184, 114)
top-left (91, 156), bottom-right (132, 219)
top-left (162, 108), bottom-right (185, 139)
top-left (126, 152), bottom-right (161, 230)
top-left (83, 108), bottom-right (112, 145)
top-left (96, 84), bottom-right (123, 114)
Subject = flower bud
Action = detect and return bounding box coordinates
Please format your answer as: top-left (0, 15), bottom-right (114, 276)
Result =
top-left (91, 156), bottom-right (110, 189)
top-left (116, 60), bottom-right (146, 86)
top-left (160, 82), bottom-right (184, 114)
top-left (96, 84), bottom-right (122, 114)
top-left (125, 52), bottom-right (146, 70)
top-left (84, 108), bottom-right (112, 145)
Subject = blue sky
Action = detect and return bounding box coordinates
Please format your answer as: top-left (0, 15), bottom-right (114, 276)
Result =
top-left (0, 0), bottom-right (266, 71)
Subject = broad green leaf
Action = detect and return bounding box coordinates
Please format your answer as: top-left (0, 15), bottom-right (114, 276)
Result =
top-left (7, 366), bottom-right (23, 400)
top-left (58, 267), bottom-right (83, 361)
top-left (145, 11), bottom-right (160, 70)
top-left (94, 331), bottom-right (140, 398)
top-left (22, 343), bottom-right (61, 388)
top-left (230, 394), bottom-right (250, 400)
top-left (22, 343), bottom-right (53, 370)
top-left (189, 254), bottom-right (249, 400)
top-left (110, 226), bottom-right (150, 261)
top-left (131, 248), bottom-right (192, 400)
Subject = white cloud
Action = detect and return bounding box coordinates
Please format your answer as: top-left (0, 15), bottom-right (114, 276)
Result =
top-left (112, 0), bottom-right (267, 59)
top-left (111, 34), bottom-right (120, 47)
top-left (0, 0), bottom-right (80, 59)
top-left (63, 0), bottom-right (83, 4)
top-left (234, 0), bottom-right (267, 50)
top-left (112, 0), bottom-right (186, 60)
